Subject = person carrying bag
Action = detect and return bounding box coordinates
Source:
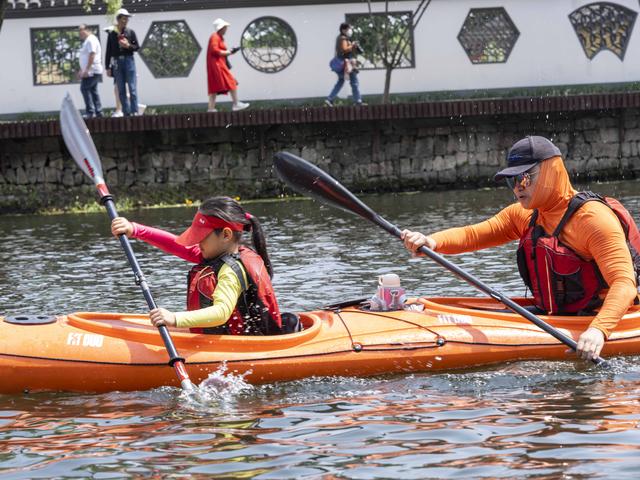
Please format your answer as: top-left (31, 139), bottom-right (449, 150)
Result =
top-left (325, 22), bottom-right (364, 106)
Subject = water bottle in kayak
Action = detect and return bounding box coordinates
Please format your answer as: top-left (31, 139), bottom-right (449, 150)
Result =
top-left (370, 273), bottom-right (406, 311)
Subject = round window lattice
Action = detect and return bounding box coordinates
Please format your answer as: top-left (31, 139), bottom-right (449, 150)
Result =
top-left (240, 16), bottom-right (297, 73)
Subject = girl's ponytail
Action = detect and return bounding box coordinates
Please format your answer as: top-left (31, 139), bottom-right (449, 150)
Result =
top-left (247, 214), bottom-right (273, 278)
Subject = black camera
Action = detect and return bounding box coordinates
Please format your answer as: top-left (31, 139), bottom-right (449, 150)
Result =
top-left (354, 42), bottom-right (364, 55)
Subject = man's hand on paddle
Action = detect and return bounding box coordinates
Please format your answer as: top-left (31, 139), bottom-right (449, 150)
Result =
top-left (149, 308), bottom-right (177, 328)
top-left (401, 229), bottom-right (437, 256)
top-left (575, 327), bottom-right (605, 361)
top-left (111, 217), bottom-right (134, 237)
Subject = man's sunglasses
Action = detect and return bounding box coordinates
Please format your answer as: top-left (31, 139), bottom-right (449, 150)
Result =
top-left (505, 168), bottom-right (539, 190)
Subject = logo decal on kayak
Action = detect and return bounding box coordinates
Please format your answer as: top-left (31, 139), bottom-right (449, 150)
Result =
top-left (437, 313), bottom-right (473, 325)
top-left (66, 332), bottom-right (104, 348)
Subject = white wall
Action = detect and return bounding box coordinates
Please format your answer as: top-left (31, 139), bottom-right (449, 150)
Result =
top-left (1, 0), bottom-right (639, 115)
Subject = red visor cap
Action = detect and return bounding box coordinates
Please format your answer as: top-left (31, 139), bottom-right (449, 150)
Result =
top-left (175, 212), bottom-right (245, 246)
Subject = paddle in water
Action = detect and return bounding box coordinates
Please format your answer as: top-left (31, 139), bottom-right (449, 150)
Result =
top-left (273, 151), bottom-right (608, 367)
top-left (59, 93), bottom-right (196, 391)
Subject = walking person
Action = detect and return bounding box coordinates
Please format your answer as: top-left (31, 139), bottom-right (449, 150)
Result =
top-left (77, 24), bottom-right (103, 118)
top-left (103, 25), bottom-right (146, 118)
top-left (325, 22), bottom-right (364, 107)
top-left (206, 18), bottom-right (249, 112)
top-left (105, 8), bottom-right (140, 116)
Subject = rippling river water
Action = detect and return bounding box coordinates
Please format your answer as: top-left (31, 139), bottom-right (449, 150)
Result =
top-left (1, 180), bottom-right (639, 478)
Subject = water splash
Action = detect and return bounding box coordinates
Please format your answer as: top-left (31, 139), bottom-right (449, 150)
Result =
top-left (180, 363), bottom-right (254, 410)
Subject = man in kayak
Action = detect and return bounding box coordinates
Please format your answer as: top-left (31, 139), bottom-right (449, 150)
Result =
top-left (402, 136), bottom-right (640, 361)
top-left (111, 197), bottom-right (283, 335)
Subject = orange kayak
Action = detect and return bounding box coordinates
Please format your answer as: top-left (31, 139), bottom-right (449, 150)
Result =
top-left (2, 297), bottom-right (640, 394)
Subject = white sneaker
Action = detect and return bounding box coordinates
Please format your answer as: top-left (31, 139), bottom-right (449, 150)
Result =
top-left (111, 110), bottom-right (124, 118)
top-left (207, 108), bottom-right (218, 113)
top-left (138, 104), bottom-right (147, 115)
top-left (232, 101), bottom-right (250, 111)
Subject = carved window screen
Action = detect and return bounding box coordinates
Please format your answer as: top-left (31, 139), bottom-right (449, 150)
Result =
top-left (240, 16), bottom-right (297, 73)
top-left (569, 2), bottom-right (637, 60)
top-left (139, 21), bottom-right (202, 78)
top-left (345, 11), bottom-right (415, 70)
top-left (31, 25), bottom-right (99, 85)
top-left (457, 8), bottom-right (519, 64)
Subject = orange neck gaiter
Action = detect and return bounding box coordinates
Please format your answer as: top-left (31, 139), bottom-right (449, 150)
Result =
top-left (527, 156), bottom-right (577, 233)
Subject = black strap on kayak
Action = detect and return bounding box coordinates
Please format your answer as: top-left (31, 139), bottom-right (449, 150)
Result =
top-left (334, 310), bottom-right (362, 352)
top-left (323, 297), bottom-right (369, 311)
top-left (331, 304), bottom-right (447, 351)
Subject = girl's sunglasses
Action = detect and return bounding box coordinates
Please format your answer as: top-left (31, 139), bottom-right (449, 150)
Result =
top-left (505, 168), bottom-right (538, 190)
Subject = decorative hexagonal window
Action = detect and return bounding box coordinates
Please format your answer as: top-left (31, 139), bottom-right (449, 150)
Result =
top-left (569, 2), bottom-right (637, 61)
top-left (139, 20), bottom-right (201, 78)
top-left (240, 16), bottom-right (297, 73)
top-left (457, 8), bottom-right (519, 64)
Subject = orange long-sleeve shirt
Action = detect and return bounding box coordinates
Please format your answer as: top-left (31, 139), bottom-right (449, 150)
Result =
top-left (431, 156), bottom-right (638, 338)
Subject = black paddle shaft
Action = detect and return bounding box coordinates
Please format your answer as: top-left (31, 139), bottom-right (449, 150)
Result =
top-left (273, 151), bottom-right (607, 367)
top-left (101, 195), bottom-right (184, 366)
top-left (377, 217), bottom-right (592, 360)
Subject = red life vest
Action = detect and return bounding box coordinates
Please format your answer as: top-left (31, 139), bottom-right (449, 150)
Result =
top-left (186, 246), bottom-right (283, 335)
top-left (517, 191), bottom-right (640, 315)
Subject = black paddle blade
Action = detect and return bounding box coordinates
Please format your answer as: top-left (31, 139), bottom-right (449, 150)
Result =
top-left (273, 151), bottom-right (377, 221)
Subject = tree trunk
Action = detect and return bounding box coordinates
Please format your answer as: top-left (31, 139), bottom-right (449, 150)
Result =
top-left (382, 66), bottom-right (393, 104)
top-left (0, 0), bottom-right (6, 33)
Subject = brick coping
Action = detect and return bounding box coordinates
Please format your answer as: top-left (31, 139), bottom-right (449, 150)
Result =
top-left (2, 92), bottom-right (639, 140)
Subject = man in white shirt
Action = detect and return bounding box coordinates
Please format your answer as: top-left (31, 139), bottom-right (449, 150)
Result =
top-left (78, 24), bottom-right (104, 118)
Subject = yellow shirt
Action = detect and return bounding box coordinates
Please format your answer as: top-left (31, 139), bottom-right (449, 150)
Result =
top-left (174, 263), bottom-right (248, 329)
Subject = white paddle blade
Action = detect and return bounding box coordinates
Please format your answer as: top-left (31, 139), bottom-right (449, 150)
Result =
top-left (59, 93), bottom-right (105, 185)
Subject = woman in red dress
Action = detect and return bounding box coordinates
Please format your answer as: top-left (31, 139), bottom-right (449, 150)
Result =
top-left (207, 18), bottom-right (250, 112)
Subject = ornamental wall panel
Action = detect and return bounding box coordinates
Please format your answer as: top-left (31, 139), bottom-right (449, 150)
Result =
top-left (2, 0), bottom-right (640, 115)
top-left (240, 16), bottom-right (297, 73)
top-left (457, 8), bottom-right (519, 64)
top-left (569, 2), bottom-right (637, 60)
top-left (139, 20), bottom-right (202, 78)
top-left (30, 25), bottom-right (99, 85)
top-left (345, 11), bottom-right (415, 70)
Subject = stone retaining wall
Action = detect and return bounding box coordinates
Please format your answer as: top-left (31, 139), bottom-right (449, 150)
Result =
top-left (1, 108), bottom-right (639, 212)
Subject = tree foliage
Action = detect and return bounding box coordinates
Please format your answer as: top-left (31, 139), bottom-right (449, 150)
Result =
top-left (365, 0), bottom-right (432, 103)
top-left (0, 0), bottom-right (6, 32)
top-left (0, 1), bottom-right (122, 33)
top-left (82, 0), bottom-right (123, 17)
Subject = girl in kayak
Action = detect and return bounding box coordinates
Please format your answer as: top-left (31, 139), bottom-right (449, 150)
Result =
top-left (402, 136), bottom-right (640, 362)
top-left (111, 196), bottom-right (283, 335)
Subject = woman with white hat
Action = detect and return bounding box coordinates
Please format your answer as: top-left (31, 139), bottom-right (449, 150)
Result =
top-left (207, 18), bottom-right (249, 112)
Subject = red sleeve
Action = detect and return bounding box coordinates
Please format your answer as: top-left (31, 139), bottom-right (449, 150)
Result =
top-left (131, 222), bottom-right (203, 264)
top-left (209, 34), bottom-right (224, 57)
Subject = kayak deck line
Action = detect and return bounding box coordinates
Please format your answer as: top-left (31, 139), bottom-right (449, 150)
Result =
top-left (0, 342), bottom-right (441, 366)
top-left (14, 335), bottom-right (639, 366)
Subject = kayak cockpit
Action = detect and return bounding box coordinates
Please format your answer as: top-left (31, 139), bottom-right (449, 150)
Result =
top-left (65, 310), bottom-right (331, 352)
